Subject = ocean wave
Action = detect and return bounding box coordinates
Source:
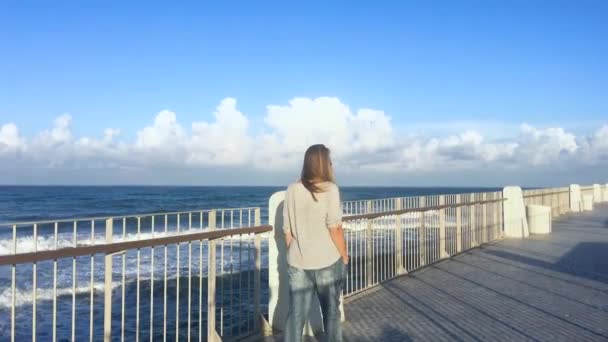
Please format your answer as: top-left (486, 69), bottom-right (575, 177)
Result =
top-left (0, 229), bottom-right (269, 256)
top-left (0, 280), bottom-right (122, 310)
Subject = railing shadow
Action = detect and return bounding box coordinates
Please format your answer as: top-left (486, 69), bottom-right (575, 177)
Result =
top-left (482, 242), bottom-right (608, 284)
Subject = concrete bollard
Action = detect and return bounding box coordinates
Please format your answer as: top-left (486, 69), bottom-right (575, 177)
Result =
top-left (503, 186), bottom-right (529, 238)
top-left (582, 195), bottom-right (594, 211)
top-left (526, 205), bottom-right (552, 234)
top-left (268, 191), bottom-right (291, 334)
top-left (569, 184), bottom-right (582, 212)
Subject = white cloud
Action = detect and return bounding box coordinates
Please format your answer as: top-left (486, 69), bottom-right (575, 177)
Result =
top-left (577, 124), bottom-right (608, 164)
top-left (189, 97), bottom-right (252, 166)
top-left (0, 97), bottom-right (606, 183)
top-left (136, 110), bottom-right (186, 149)
top-left (0, 123), bottom-right (24, 151)
top-left (517, 123), bottom-right (578, 165)
top-left (32, 114), bottom-right (73, 146)
top-left (103, 128), bottom-right (120, 143)
top-left (260, 97), bottom-right (394, 168)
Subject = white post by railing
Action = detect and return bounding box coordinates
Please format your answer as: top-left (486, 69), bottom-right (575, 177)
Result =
top-left (253, 208), bottom-right (262, 333)
top-left (552, 191), bottom-right (558, 217)
top-left (493, 193), bottom-right (499, 240)
top-left (366, 219), bottom-right (374, 286)
top-left (394, 199), bottom-right (406, 274)
top-left (456, 195), bottom-right (462, 253)
top-left (470, 199), bottom-right (477, 247)
top-left (104, 218), bottom-right (113, 342)
top-left (593, 184), bottom-right (601, 203)
top-left (482, 193), bottom-right (487, 244)
top-left (268, 192), bottom-right (286, 332)
top-left (207, 210), bottom-right (219, 342)
top-left (439, 195), bottom-right (447, 259)
top-left (503, 186), bottom-right (529, 238)
top-left (569, 184), bottom-right (582, 212)
top-left (419, 197), bottom-right (426, 267)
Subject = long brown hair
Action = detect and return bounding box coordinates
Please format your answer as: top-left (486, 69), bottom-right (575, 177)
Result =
top-left (300, 144), bottom-right (335, 201)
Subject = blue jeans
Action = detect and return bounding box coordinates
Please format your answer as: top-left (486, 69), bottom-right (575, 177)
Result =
top-left (284, 259), bottom-right (346, 342)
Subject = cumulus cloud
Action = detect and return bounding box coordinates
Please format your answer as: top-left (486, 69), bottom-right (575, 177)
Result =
top-left (0, 123), bottom-right (24, 151)
top-left (260, 97), bottom-right (394, 169)
top-left (0, 96), bottom-right (606, 183)
top-left (517, 124), bottom-right (578, 165)
top-left (578, 124), bottom-right (608, 164)
top-left (189, 97), bottom-right (252, 166)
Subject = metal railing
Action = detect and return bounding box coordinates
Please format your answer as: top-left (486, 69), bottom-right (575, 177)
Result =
top-left (342, 197), bottom-right (400, 216)
top-left (4, 184), bottom-right (602, 341)
top-left (522, 187), bottom-right (570, 218)
top-left (341, 192), bottom-right (504, 297)
top-left (581, 185), bottom-right (595, 199)
top-left (0, 207), bottom-right (269, 342)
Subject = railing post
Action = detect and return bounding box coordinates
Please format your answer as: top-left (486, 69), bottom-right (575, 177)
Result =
top-left (104, 218), bottom-right (113, 342)
top-left (253, 208), bottom-right (262, 334)
top-left (470, 198), bottom-right (477, 247)
top-left (394, 199), bottom-right (405, 275)
top-left (367, 200), bottom-right (373, 215)
top-left (366, 219), bottom-right (374, 286)
top-left (481, 193), bottom-right (487, 244)
top-left (493, 193), bottom-right (499, 241)
top-left (419, 197), bottom-right (426, 267)
top-left (551, 191), bottom-right (557, 217)
top-left (207, 210), bottom-right (219, 342)
top-left (439, 195), bottom-right (447, 259)
top-left (456, 195), bottom-right (462, 253)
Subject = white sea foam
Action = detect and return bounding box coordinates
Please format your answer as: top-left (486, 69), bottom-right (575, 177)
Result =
top-left (0, 227), bottom-right (270, 310)
top-left (0, 228), bottom-right (269, 256)
top-left (0, 280), bottom-right (122, 310)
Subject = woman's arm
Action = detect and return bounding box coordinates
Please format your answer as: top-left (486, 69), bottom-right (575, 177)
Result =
top-left (283, 186), bottom-right (294, 248)
top-left (327, 184), bottom-right (348, 263)
top-left (285, 232), bottom-right (294, 248)
top-left (329, 224), bottom-right (349, 264)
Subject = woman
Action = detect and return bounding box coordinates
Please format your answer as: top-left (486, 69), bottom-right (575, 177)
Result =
top-left (282, 144), bottom-right (349, 342)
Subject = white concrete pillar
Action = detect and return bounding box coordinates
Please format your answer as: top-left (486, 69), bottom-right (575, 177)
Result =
top-left (268, 191), bottom-right (288, 333)
top-left (569, 184), bottom-right (582, 212)
top-left (593, 184), bottom-right (601, 203)
top-left (268, 191), bottom-right (325, 336)
top-left (502, 186), bottom-right (529, 238)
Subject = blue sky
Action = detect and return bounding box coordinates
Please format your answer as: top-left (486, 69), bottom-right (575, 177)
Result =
top-left (0, 1), bottom-right (607, 186)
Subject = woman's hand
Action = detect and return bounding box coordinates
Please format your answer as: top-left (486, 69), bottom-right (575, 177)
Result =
top-left (342, 255), bottom-right (349, 265)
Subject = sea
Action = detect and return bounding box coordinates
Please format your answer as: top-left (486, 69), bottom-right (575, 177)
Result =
top-left (0, 185), bottom-right (499, 341)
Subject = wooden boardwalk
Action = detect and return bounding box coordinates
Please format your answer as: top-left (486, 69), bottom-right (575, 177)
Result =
top-left (268, 203), bottom-right (608, 341)
top-left (341, 203), bottom-right (608, 341)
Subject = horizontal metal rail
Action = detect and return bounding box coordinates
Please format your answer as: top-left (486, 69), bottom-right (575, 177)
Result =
top-left (0, 225), bottom-right (271, 266)
top-left (0, 207), bottom-right (260, 227)
top-left (343, 198), bottom-right (505, 222)
top-left (523, 190), bottom-right (569, 198)
top-left (522, 187), bottom-right (570, 218)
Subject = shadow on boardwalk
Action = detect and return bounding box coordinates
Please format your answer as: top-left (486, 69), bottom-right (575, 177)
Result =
top-left (339, 204), bottom-right (608, 341)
